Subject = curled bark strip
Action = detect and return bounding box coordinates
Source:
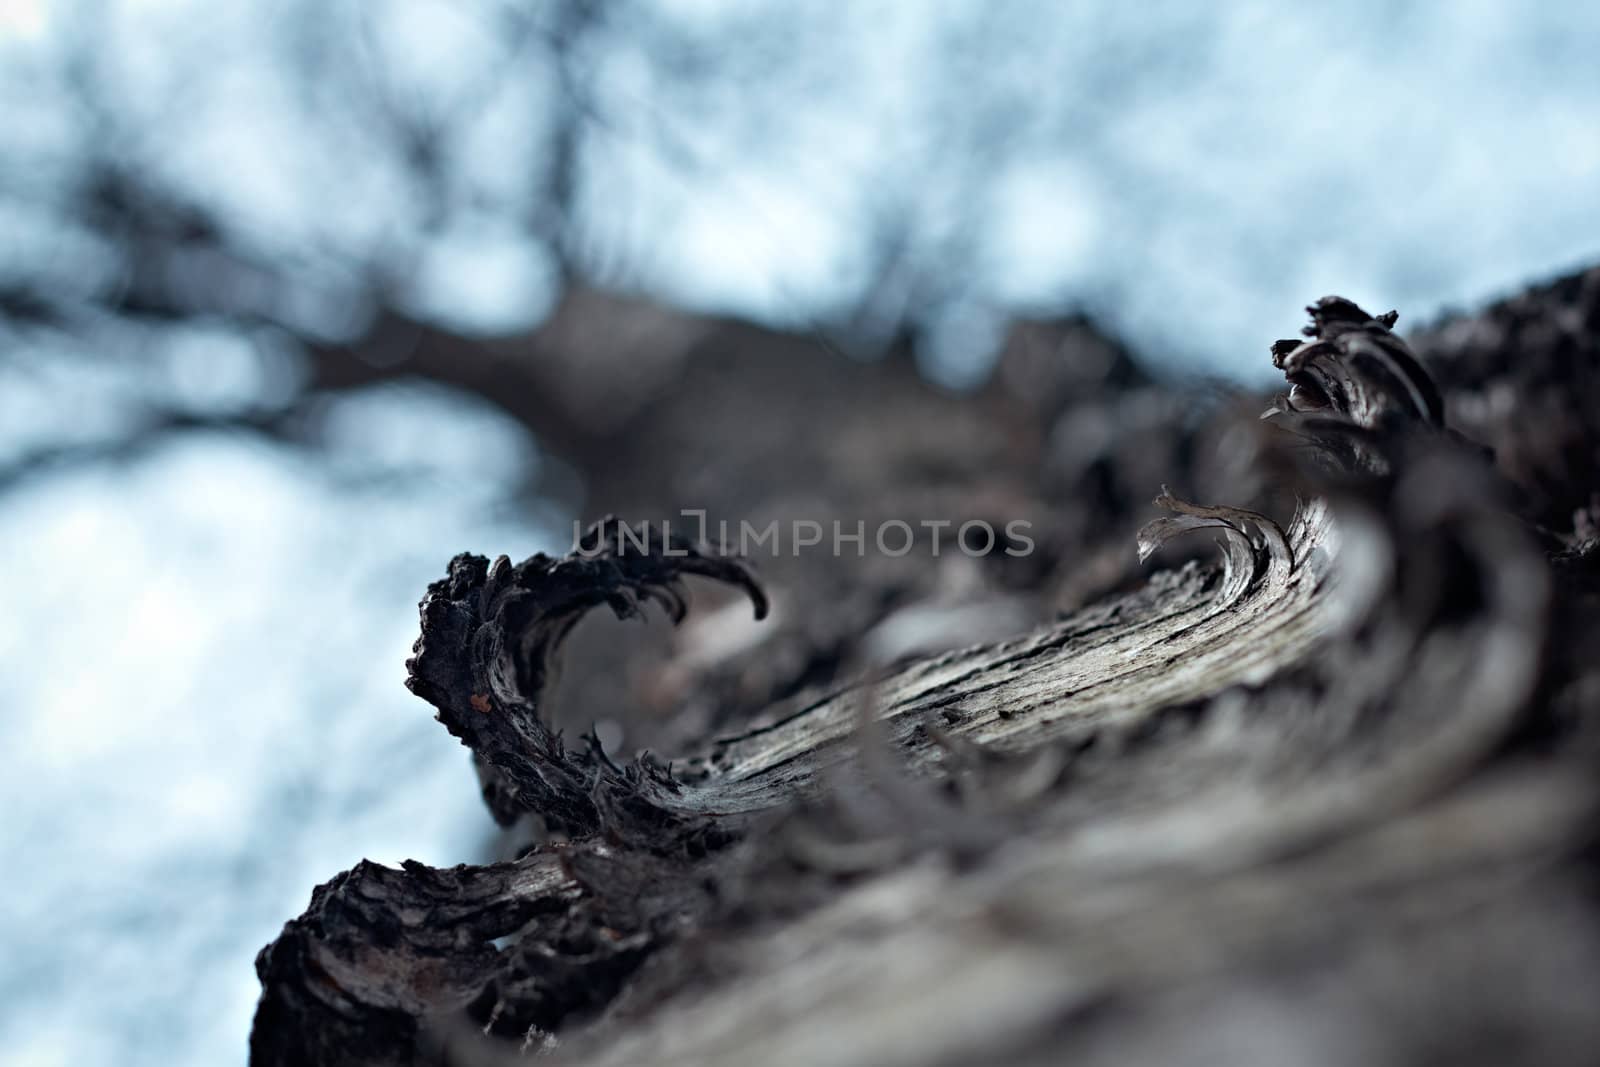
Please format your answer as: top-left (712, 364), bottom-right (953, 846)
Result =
top-left (405, 516), bottom-right (767, 838)
top-left (1271, 296), bottom-right (1443, 429)
top-left (1263, 297), bottom-right (1461, 480)
top-left (252, 521), bottom-right (767, 1064)
top-left (1136, 486), bottom-right (1295, 610)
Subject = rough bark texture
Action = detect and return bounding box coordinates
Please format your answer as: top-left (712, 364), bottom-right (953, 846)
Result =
top-left (251, 274), bottom-right (1600, 1067)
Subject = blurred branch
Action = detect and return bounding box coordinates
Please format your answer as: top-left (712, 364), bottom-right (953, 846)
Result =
top-left (0, 407), bottom-right (299, 495)
top-left (300, 310), bottom-right (604, 463)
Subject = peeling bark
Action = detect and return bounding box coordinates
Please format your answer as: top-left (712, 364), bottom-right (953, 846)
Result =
top-left (405, 522), bottom-right (766, 837)
top-left (251, 289), bottom-right (1600, 1067)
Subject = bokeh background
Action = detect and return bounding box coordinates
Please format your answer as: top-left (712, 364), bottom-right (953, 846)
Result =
top-left (2, 1), bottom-right (1598, 1063)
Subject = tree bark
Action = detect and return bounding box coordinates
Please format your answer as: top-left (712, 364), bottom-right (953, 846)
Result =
top-left (250, 279), bottom-right (1600, 1067)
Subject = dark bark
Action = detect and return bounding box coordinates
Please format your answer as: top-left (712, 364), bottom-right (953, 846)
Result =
top-left (250, 276), bottom-right (1600, 1066)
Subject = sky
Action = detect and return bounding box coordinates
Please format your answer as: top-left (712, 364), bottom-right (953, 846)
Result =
top-left (0, 398), bottom-right (546, 1067)
top-left (1, 1), bottom-right (1599, 1064)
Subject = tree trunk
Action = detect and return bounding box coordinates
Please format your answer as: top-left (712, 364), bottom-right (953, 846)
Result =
top-left (249, 278), bottom-right (1600, 1067)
